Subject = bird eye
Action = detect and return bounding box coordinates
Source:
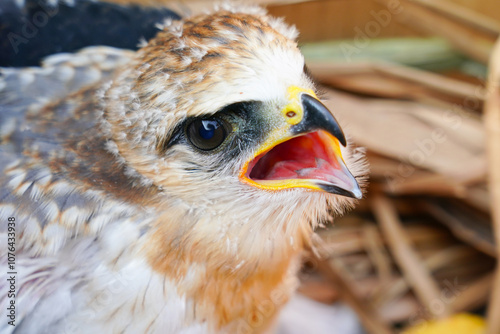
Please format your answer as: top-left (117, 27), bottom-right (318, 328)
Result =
top-left (187, 118), bottom-right (228, 151)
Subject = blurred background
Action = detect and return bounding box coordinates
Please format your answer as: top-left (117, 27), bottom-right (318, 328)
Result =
top-left (3, 0), bottom-right (499, 333)
top-left (262, 1), bottom-right (500, 333)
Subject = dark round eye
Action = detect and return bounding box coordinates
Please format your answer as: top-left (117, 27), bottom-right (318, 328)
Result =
top-left (187, 118), bottom-right (228, 151)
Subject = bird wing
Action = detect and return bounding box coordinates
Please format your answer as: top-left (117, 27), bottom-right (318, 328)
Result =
top-left (0, 46), bottom-right (134, 114)
top-left (0, 47), bottom-right (157, 332)
top-left (0, 46), bottom-right (143, 251)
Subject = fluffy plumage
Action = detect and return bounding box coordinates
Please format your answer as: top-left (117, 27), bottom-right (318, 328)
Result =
top-left (0, 6), bottom-right (366, 334)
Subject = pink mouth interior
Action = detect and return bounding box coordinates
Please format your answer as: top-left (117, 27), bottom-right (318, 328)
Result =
top-left (247, 131), bottom-right (341, 182)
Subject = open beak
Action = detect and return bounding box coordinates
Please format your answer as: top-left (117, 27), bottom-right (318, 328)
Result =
top-left (239, 87), bottom-right (362, 199)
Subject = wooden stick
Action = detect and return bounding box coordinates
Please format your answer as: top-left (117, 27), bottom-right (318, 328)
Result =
top-left (375, 63), bottom-right (485, 100)
top-left (484, 37), bottom-right (500, 334)
top-left (384, 173), bottom-right (466, 197)
top-left (315, 256), bottom-right (395, 334)
top-left (451, 273), bottom-right (494, 313)
top-left (307, 61), bottom-right (485, 101)
top-left (379, 295), bottom-right (420, 323)
top-left (421, 200), bottom-right (496, 257)
top-left (372, 245), bottom-right (476, 307)
top-left (375, 0), bottom-right (495, 63)
top-left (371, 194), bottom-right (450, 319)
top-left (320, 222), bottom-right (452, 257)
top-left (463, 186), bottom-right (491, 214)
top-left (364, 225), bottom-right (392, 285)
top-left (411, 0), bottom-right (500, 36)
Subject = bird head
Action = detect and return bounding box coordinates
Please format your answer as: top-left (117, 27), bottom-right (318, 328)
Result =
top-left (99, 8), bottom-right (366, 329)
top-left (102, 6), bottom-right (365, 234)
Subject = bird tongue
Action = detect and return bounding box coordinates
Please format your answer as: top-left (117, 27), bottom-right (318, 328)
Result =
top-left (248, 131), bottom-right (347, 184)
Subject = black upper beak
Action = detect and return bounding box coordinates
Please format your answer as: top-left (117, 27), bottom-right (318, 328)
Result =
top-left (290, 94), bottom-right (347, 146)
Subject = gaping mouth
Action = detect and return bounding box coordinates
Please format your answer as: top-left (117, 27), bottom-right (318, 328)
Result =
top-left (240, 130), bottom-right (362, 198)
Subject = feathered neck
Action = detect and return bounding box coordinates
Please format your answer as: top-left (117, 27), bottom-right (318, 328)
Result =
top-left (140, 195), bottom-right (318, 332)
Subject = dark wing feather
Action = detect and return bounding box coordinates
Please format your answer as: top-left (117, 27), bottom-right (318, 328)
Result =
top-left (0, 0), bottom-right (180, 67)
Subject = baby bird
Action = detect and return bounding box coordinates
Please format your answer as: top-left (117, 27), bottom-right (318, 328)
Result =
top-left (0, 5), bottom-right (365, 334)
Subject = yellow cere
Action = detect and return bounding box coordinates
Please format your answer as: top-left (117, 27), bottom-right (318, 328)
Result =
top-left (403, 313), bottom-right (486, 334)
top-left (282, 86), bottom-right (316, 125)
